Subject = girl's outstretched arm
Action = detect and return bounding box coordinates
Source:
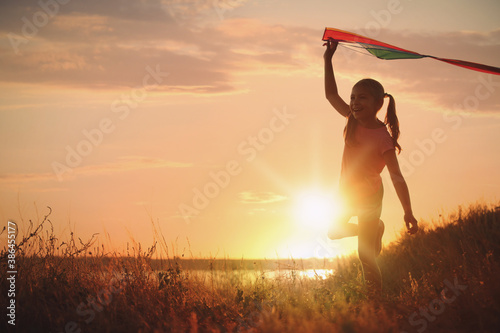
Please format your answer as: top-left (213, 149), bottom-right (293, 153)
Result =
top-left (324, 40), bottom-right (350, 117)
top-left (383, 149), bottom-right (419, 235)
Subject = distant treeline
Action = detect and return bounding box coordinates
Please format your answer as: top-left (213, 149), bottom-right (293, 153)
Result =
top-left (16, 256), bottom-right (342, 271)
top-left (150, 257), bottom-right (342, 271)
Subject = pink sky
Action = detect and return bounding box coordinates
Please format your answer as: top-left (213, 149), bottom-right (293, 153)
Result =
top-left (1, 0), bottom-right (499, 259)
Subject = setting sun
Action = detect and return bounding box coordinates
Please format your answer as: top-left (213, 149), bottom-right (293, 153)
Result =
top-left (293, 189), bottom-right (341, 231)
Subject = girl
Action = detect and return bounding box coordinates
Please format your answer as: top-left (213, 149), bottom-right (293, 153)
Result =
top-left (324, 40), bottom-right (418, 295)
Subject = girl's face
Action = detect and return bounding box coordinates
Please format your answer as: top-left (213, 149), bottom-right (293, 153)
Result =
top-left (349, 85), bottom-right (383, 122)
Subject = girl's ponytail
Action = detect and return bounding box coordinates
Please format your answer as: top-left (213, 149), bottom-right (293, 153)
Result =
top-left (384, 93), bottom-right (402, 153)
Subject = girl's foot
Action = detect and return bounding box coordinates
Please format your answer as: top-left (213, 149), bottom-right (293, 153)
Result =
top-left (376, 219), bottom-right (385, 257)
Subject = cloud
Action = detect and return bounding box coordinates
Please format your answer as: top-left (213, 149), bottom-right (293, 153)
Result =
top-left (163, 0), bottom-right (250, 26)
top-left (0, 0), bottom-right (174, 27)
top-left (0, 1), bottom-right (498, 111)
top-left (74, 155), bottom-right (194, 175)
top-left (0, 0), bottom-right (316, 93)
top-left (0, 156), bottom-right (193, 185)
top-left (238, 191), bottom-right (288, 204)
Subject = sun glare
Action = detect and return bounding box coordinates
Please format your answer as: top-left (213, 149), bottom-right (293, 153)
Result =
top-left (294, 189), bottom-right (341, 231)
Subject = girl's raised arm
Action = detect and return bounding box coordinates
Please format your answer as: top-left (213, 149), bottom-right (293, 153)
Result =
top-left (324, 40), bottom-right (350, 117)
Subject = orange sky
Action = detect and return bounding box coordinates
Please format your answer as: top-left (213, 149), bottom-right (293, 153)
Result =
top-left (1, 0), bottom-right (499, 259)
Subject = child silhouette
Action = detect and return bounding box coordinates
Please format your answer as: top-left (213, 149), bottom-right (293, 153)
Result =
top-left (324, 40), bottom-right (418, 296)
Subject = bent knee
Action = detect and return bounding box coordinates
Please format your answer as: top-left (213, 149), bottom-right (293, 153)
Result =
top-left (327, 229), bottom-right (341, 240)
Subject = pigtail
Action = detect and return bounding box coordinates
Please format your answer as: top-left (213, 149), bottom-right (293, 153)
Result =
top-left (384, 93), bottom-right (402, 153)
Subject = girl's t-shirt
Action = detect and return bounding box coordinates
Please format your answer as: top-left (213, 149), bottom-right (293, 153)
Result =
top-left (340, 124), bottom-right (395, 202)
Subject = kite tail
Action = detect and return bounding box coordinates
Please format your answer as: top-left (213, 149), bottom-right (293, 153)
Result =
top-left (428, 56), bottom-right (500, 76)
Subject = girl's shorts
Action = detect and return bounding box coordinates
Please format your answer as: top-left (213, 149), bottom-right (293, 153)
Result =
top-left (342, 184), bottom-right (383, 223)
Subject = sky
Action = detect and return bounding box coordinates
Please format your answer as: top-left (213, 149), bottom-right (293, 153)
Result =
top-left (0, 0), bottom-right (499, 259)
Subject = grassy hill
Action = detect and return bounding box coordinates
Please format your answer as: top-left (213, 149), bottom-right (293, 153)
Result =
top-left (1, 203), bottom-right (500, 332)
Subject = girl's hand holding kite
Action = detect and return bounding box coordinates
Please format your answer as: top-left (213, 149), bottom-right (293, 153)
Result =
top-left (323, 39), bottom-right (338, 60)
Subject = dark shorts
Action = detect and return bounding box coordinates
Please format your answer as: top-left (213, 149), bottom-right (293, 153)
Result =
top-left (342, 184), bottom-right (383, 223)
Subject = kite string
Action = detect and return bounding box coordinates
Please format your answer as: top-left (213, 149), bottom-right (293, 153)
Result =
top-left (338, 43), bottom-right (374, 58)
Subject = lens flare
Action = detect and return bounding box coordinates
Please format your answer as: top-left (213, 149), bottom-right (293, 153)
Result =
top-left (294, 189), bottom-right (340, 231)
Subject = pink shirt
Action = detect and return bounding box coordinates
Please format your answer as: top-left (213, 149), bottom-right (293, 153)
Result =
top-left (340, 124), bottom-right (395, 201)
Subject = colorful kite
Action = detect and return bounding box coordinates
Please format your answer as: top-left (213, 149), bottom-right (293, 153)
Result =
top-left (322, 28), bottom-right (500, 76)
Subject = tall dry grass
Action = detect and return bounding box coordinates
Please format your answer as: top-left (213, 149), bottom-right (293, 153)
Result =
top-left (1, 203), bottom-right (499, 332)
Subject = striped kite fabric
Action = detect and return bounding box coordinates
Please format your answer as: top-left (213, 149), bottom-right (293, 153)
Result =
top-left (322, 27), bottom-right (500, 76)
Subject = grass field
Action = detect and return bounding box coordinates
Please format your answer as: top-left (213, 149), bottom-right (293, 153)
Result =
top-left (1, 202), bottom-right (500, 332)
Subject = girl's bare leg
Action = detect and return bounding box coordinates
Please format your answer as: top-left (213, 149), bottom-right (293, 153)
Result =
top-left (358, 218), bottom-right (382, 295)
top-left (376, 219), bottom-right (385, 257)
top-left (327, 214), bottom-right (358, 239)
